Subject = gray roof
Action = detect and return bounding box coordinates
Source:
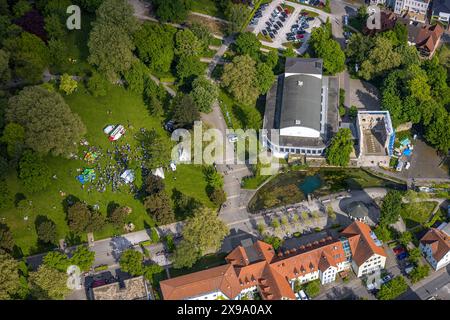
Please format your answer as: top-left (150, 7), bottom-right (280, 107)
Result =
top-left (346, 201), bottom-right (369, 219)
top-left (285, 58), bottom-right (323, 75)
top-left (432, 0), bottom-right (450, 15)
top-left (280, 74), bottom-right (322, 131)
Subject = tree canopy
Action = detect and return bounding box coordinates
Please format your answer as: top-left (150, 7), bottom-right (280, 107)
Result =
top-left (6, 86), bottom-right (86, 157)
top-left (190, 76), bottom-right (218, 113)
top-left (325, 128), bottom-right (353, 166)
top-left (309, 23), bottom-right (345, 74)
top-left (29, 265), bottom-right (69, 300)
top-left (379, 190), bottom-right (403, 226)
top-left (0, 252), bottom-right (21, 300)
top-left (67, 202), bottom-right (105, 234)
top-left (18, 150), bottom-right (51, 193)
top-left (235, 32), bottom-right (261, 61)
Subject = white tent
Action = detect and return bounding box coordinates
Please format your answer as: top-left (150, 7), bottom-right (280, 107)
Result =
top-left (120, 169), bottom-right (135, 184)
top-left (169, 161), bottom-right (176, 171)
top-left (151, 167), bottom-right (165, 179)
top-left (103, 125), bottom-right (114, 135)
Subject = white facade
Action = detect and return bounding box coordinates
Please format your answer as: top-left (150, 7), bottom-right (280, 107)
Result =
top-left (319, 266), bottom-right (338, 284)
top-left (419, 242), bottom-right (450, 271)
top-left (394, 0), bottom-right (430, 22)
top-left (280, 126), bottom-right (321, 138)
top-left (188, 291), bottom-right (229, 300)
top-left (353, 254), bottom-right (386, 277)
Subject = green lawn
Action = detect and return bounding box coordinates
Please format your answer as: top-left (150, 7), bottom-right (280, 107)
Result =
top-left (218, 89), bottom-right (263, 130)
top-left (400, 201), bottom-right (438, 229)
top-left (190, 0), bottom-right (223, 18)
top-left (0, 84), bottom-right (212, 256)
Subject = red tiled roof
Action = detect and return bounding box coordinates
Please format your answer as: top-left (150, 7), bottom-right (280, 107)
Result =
top-left (160, 264), bottom-right (241, 300)
top-left (420, 228), bottom-right (450, 262)
top-left (160, 221), bottom-right (385, 300)
top-left (341, 221), bottom-right (386, 266)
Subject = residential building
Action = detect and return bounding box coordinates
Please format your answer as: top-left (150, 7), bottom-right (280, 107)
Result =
top-left (400, 20), bottom-right (445, 57)
top-left (430, 0), bottom-right (450, 27)
top-left (355, 111), bottom-right (395, 167)
top-left (262, 58), bottom-right (339, 159)
top-left (394, 0), bottom-right (431, 23)
top-left (91, 276), bottom-right (152, 300)
top-left (363, 10), bottom-right (399, 34)
top-left (160, 221), bottom-right (386, 300)
top-left (419, 223), bottom-right (450, 271)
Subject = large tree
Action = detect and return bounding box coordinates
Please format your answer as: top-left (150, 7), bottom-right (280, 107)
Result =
top-left (133, 23), bottom-right (176, 73)
top-left (3, 31), bottom-right (48, 84)
top-left (0, 223), bottom-right (14, 253)
top-left (0, 49), bottom-right (10, 84)
top-left (0, 122), bottom-right (25, 159)
top-left (88, 23), bottom-right (135, 82)
top-left (325, 128), bottom-right (353, 166)
top-left (235, 32), bottom-right (261, 61)
top-left (181, 207), bottom-right (228, 256)
top-left (136, 129), bottom-right (171, 169)
top-left (175, 55), bottom-right (205, 83)
top-left (36, 219), bottom-right (57, 244)
top-left (190, 76), bottom-right (218, 113)
top-left (6, 86), bottom-right (86, 157)
top-left (152, 0), bottom-right (190, 23)
top-left (359, 36), bottom-right (401, 80)
top-left (29, 265), bottom-right (70, 300)
top-left (18, 150), bottom-right (51, 193)
top-left (0, 252), bottom-right (21, 300)
top-left (143, 191), bottom-right (175, 225)
top-left (175, 29), bottom-right (202, 58)
top-left (87, 0), bottom-right (138, 82)
top-left (255, 62), bottom-right (274, 94)
top-left (67, 202), bottom-right (105, 234)
top-left (70, 245), bottom-right (95, 271)
top-left (309, 23), bottom-right (345, 74)
top-left (379, 190), bottom-right (403, 226)
top-left (221, 55), bottom-right (259, 105)
top-left (172, 94), bottom-right (200, 129)
top-left (119, 249), bottom-right (144, 276)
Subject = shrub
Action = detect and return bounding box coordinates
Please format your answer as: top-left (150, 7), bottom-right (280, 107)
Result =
top-left (304, 280), bottom-right (321, 298)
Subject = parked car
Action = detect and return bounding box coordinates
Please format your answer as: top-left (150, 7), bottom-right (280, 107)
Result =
top-left (281, 12), bottom-right (288, 18)
top-left (296, 34), bottom-right (304, 39)
top-left (272, 28), bottom-right (278, 34)
top-left (393, 246), bottom-right (405, 255)
top-left (286, 32), bottom-right (295, 37)
top-left (299, 290), bottom-right (309, 300)
top-left (397, 252), bottom-right (408, 260)
top-left (91, 280), bottom-right (107, 288)
top-left (279, 16), bottom-right (286, 22)
top-left (276, 21), bottom-right (283, 28)
top-left (381, 275), bottom-right (392, 284)
top-left (301, 11), bottom-right (309, 16)
top-left (306, 16), bottom-right (314, 21)
top-left (405, 265), bottom-right (415, 275)
top-left (291, 24), bottom-right (299, 29)
top-left (287, 36), bottom-right (296, 41)
top-left (274, 24), bottom-right (280, 30)
top-left (266, 21), bottom-right (272, 27)
top-left (269, 33), bottom-right (275, 39)
top-left (277, 6), bottom-right (283, 12)
top-left (343, 15), bottom-right (349, 25)
top-left (262, 29), bottom-right (268, 36)
top-left (297, 30), bottom-right (306, 34)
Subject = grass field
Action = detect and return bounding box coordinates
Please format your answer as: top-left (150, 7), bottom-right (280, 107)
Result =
top-left (400, 201), bottom-right (438, 229)
top-left (190, 0), bottom-right (223, 18)
top-left (0, 84), bottom-right (212, 256)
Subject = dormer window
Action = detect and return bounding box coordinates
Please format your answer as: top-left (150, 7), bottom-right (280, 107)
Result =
top-left (295, 120), bottom-right (301, 125)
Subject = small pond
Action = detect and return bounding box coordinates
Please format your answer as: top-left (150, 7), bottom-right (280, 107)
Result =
top-left (298, 175), bottom-right (322, 196)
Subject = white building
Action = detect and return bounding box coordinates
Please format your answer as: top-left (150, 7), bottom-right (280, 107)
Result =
top-left (419, 223), bottom-right (450, 271)
top-left (262, 58), bottom-right (339, 159)
top-left (394, 0), bottom-right (431, 22)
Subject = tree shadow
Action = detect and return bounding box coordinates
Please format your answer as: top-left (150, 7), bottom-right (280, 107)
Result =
top-left (62, 194), bottom-right (81, 215)
top-left (172, 188), bottom-right (202, 220)
top-left (14, 193), bottom-right (26, 207)
top-left (109, 236), bottom-right (133, 262)
top-left (107, 201), bottom-right (120, 216)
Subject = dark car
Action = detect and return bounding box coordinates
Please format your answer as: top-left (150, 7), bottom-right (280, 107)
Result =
top-left (301, 11), bottom-right (309, 16)
top-left (276, 21), bottom-right (283, 27)
top-left (281, 12), bottom-right (288, 18)
top-left (269, 33), bottom-right (275, 39)
top-left (266, 21), bottom-right (272, 27)
top-left (262, 29), bottom-right (268, 36)
top-left (297, 30), bottom-right (306, 34)
top-left (274, 24), bottom-right (280, 30)
top-left (286, 32), bottom-right (294, 37)
top-left (272, 28), bottom-right (278, 34)
top-left (277, 5), bottom-right (283, 12)
top-left (291, 24), bottom-right (299, 29)
top-left (287, 37), bottom-right (296, 41)
top-left (307, 16), bottom-right (314, 21)
top-left (279, 16), bottom-right (286, 22)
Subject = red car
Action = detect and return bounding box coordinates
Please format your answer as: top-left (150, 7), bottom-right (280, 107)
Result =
top-left (284, 8), bottom-right (290, 14)
top-left (277, 5), bottom-right (283, 12)
top-left (296, 34), bottom-right (304, 39)
top-left (393, 246), bottom-right (405, 255)
top-left (301, 12), bottom-right (309, 16)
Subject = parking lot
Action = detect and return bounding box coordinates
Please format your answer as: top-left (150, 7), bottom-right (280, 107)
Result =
top-left (248, 0), bottom-right (327, 54)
